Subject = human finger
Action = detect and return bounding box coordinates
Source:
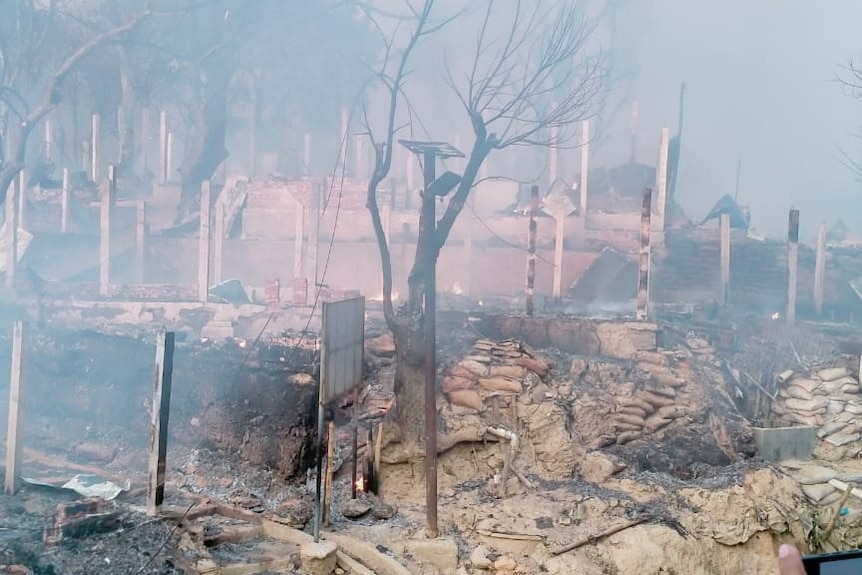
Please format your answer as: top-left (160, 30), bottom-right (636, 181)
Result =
top-left (778, 544), bottom-right (807, 575)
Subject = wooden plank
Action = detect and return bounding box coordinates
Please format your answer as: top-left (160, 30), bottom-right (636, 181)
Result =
top-left (4, 322), bottom-right (24, 494)
top-left (147, 330), bottom-right (175, 516)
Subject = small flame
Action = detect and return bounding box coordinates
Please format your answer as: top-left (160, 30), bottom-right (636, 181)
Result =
top-left (452, 282), bottom-right (463, 295)
top-left (355, 476), bottom-right (365, 493)
top-left (478, 299), bottom-right (485, 307)
top-left (771, 312), bottom-right (780, 321)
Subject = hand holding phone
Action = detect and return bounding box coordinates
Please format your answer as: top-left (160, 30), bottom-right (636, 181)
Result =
top-left (792, 545), bottom-right (862, 575)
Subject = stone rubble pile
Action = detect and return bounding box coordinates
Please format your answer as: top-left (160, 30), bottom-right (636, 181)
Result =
top-left (772, 366), bottom-right (862, 447)
top-left (442, 339), bottom-right (551, 414)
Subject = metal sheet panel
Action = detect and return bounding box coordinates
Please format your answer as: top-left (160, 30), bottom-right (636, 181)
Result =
top-left (320, 296), bottom-right (365, 402)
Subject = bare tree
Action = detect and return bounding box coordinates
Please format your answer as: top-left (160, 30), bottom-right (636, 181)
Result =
top-left (835, 60), bottom-right (862, 181)
top-left (362, 0), bottom-right (606, 460)
top-left (0, 3), bottom-right (154, 203)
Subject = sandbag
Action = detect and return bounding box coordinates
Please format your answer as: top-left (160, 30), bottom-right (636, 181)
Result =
top-left (615, 413), bottom-right (645, 428)
top-left (447, 389), bottom-right (484, 412)
top-left (460, 359), bottom-right (490, 377)
top-left (841, 384), bottom-right (861, 394)
top-left (478, 376), bottom-right (522, 394)
top-left (845, 402), bottom-right (862, 415)
top-left (818, 377), bottom-right (857, 395)
top-left (616, 431), bottom-right (641, 445)
top-left (442, 376), bottom-right (474, 393)
top-left (635, 389), bottom-right (675, 408)
top-left (818, 420), bottom-right (850, 438)
top-left (618, 406), bottom-right (648, 419)
top-left (645, 417), bottom-right (672, 433)
top-left (618, 396), bottom-right (655, 414)
top-left (489, 365), bottom-right (526, 380)
top-left (786, 385), bottom-right (814, 401)
top-left (790, 378), bottom-right (821, 393)
top-left (785, 396), bottom-right (829, 412)
top-left (826, 400), bottom-right (846, 415)
top-left (645, 386), bottom-right (677, 399)
top-left (818, 367), bottom-right (850, 382)
top-left (657, 405), bottom-right (690, 420)
top-left (614, 422), bottom-right (642, 432)
top-left (825, 432), bottom-right (861, 447)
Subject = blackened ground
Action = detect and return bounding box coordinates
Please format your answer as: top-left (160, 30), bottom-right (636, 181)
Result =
top-left (0, 327), bottom-right (319, 483)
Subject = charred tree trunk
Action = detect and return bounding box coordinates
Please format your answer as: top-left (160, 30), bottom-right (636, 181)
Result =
top-left (177, 62), bottom-right (230, 221)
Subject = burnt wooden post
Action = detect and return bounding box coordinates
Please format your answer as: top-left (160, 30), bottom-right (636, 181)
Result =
top-left (655, 128), bottom-right (669, 231)
top-left (5, 179), bottom-right (17, 288)
top-left (159, 111), bottom-right (168, 185)
top-left (719, 213), bottom-right (730, 305)
top-left (198, 181), bottom-right (211, 302)
top-left (786, 209), bottom-right (800, 325)
top-left (91, 113), bottom-right (100, 182)
top-left (636, 188), bottom-right (653, 320)
top-left (61, 168), bottom-right (70, 233)
top-left (579, 120), bottom-right (590, 216)
top-left (147, 329), bottom-right (175, 517)
top-left (4, 322), bottom-right (24, 494)
top-left (814, 222), bottom-right (826, 317)
top-left (99, 166), bottom-right (115, 297)
top-left (526, 185), bottom-right (539, 316)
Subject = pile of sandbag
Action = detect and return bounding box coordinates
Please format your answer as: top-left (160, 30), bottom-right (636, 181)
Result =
top-left (605, 378), bottom-right (692, 446)
top-left (772, 366), bottom-right (862, 446)
top-left (442, 339), bottom-right (550, 413)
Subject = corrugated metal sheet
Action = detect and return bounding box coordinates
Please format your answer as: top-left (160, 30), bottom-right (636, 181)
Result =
top-left (319, 296), bottom-right (365, 401)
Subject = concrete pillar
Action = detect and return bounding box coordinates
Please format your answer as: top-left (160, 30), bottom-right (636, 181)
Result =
top-left (303, 133), bottom-right (311, 176)
top-left (213, 201), bottom-right (225, 285)
top-left (552, 215), bottom-right (565, 300)
top-left (786, 209), bottom-right (800, 325)
top-left (147, 330), bottom-right (174, 517)
top-left (17, 171), bottom-right (26, 231)
top-left (294, 202), bottom-right (305, 279)
top-left (579, 120), bottom-right (590, 216)
top-left (549, 108), bottom-right (558, 184)
top-left (719, 213), bottom-right (730, 305)
top-left (61, 168), bottom-right (70, 233)
top-left (309, 182), bottom-right (320, 294)
top-left (91, 113), bottom-right (100, 182)
top-left (141, 107), bottom-right (150, 175)
top-left (655, 128), bottom-right (669, 230)
top-left (636, 188), bottom-right (653, 320)
top-left (4, 321), bottom-right (24, 494)
top-left (99, 166), bottom-right (115, 297)
top-left (44, 119), bottom-right (53, 163)
top-left (814, 222), bottom-right (826, 317)
top-left (136, 202), bottom-right (146, 284)
top-left (159, 110), bottom-right (168, 185)
top-left (5, 180), bottom-right (17, 287)
top-left (355, 135), bottom-right (365, 179)
top-left (166, 131), bottom-right (174, 184)
top-left (198, 181), bottom-right (211, 302)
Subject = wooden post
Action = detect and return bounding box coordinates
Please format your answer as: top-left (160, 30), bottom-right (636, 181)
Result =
top-left (159, 110), bottom-right (168, 185)
top-left (549, 109), bottom-right (558, 184)
top-left (166, 131), bottom-right (174, 184)
top-left (526, 185), bottom-right (539, 316)
top-left (61, 168), bottom-right (70, 233)
top-left (147, 330), bottom-right (175, 517)
top-left (323, 420), bottom-right (335, 526)
top-left (579, 120), bottom-right (589, 216)
top-left (99, 166), bottom-right (115, 297)
top-left (198, 181), bottom-right (211, 302)
top-left (636, 188), bottom-right (653, 320)
top-left (5, 179), bottom-right (17, 287)
top-left (719, 213), bottom-right (730, 305)
top-left (552, 214), bottom-right (565, 300)
top-left (44, 119), bottom-right (53, 163)
top-left (91, 113), bottom-right (100, 182)
top-left (136, 202), bottom-right (146, 284)
top-left (786, 209), bottom-right (800, 325)
top-left (4, 321), bottom-right (24, 495)
top-left (213, 201), bottom-right (225, 285)
top-left (814, 222), bottom-right (826, 317)
top-left (303, 133), bottom-right (311, 176)
top-left (294, 203), bottom-right (305, 279)
top-left (141, 107), bottom-right (150, 175)
top-left (17, 171), bottom-right (26, 231)
top-left (656, 128), bottom-right (669, 230)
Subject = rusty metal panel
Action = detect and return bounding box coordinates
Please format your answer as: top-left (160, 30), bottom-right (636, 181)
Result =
top-left (320, 296), bottom-right (365, 402)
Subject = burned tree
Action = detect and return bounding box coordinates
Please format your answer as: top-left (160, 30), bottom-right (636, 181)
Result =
top-left (836, 60), bottom-right (862, 181)
top-left (363, 0), bottom-right (606, 460)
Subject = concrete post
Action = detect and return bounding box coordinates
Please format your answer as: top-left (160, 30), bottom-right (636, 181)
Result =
top-left (549, 107), bottom-right (558, 184)
top-left (159, 111), bottom-right (167, 185)
top-left (198, 181), bottom-right (211, 303)
top-left (17, 171), bottom-right (26, 231)
top-left (786, 209), bottom-right (800, 325)
top-left (355, 135), bottom-right (365, 179)
top-left (141, 107), bottom-right (149, 175)
top-left (719, 213), bottom-right (730, 305)
top-left (4, 322), bottom-right (24, 494)
top-left (526, 185), bottom-right (539, 316)
top-left (99, 166), bottom-right (115, 297)
top-left (166, 131), bottom-right (174, 184)
top-left (309, 182), bottom-right (320, 294)
top-left (61, 168), bottom-right (70, 233)
top-left (136, 202), bottom-right (146, 284)
top-left (44, 119), bottom-right (53, 163)
top-left (552, 214), bottom-right (565, 300)
top-left (5, 180), bottom-right (17, 287)
top-left (213, 201), bottom-right (225, 285)
top-left (579, 120), bottom-right (590, 216)
top-left (636, 188), bottom-right (653, 320)
top-left (814, 222), bottom-right (826, 317)
top-left (303, 133), bottom-right (311, 176)
top-left (656, 128), bottom-right (669, 230)
top-left (91, 113), bottom-right (100, 182)
top-left (294, 202), bottom-right (305, 280)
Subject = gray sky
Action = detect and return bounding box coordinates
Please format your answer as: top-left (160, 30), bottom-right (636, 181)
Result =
top-left (627, 0), bottom-right (862, 238)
